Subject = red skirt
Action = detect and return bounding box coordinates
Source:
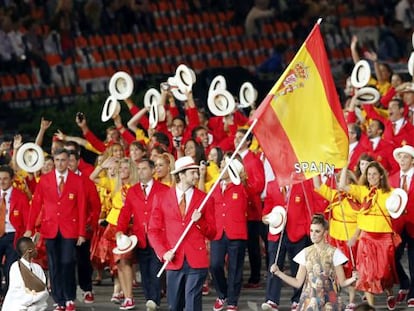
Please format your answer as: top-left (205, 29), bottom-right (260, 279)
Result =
top-left (329, 237), bottom-right (358, 278)
top-left (90, 225), bottom-right (107, 269)
top-left (355, 231), bottom-right (398, 294)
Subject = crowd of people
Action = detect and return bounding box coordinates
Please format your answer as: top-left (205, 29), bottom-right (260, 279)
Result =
top-left (0, 1), bottom-right (414, 311)
top-left (0, 41), bottom-right (413, 309)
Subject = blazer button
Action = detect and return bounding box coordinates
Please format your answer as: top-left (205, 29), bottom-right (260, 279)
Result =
top-left (222, 213), bottom-right (225, 217)
top-left (144, 212), bottom-right (147, 215)
top-left (57, 212), bottom-right (60, 216)
top-left (57, 202), bottom-right (61, 205)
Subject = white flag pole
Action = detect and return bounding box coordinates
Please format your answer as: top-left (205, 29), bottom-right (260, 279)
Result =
top-left (157, 118), bottom-right (259, 277)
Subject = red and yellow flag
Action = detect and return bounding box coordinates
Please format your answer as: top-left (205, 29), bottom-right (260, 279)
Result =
top-left (250, 21), bottom-right (348, 186)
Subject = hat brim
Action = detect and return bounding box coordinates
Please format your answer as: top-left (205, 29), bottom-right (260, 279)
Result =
top-left (208, 89), bottom-right (236, 116)
top-left (351, 60), bottom-right (371, 88)
top-left (175, 64), bottom-right (195, 93)
top-left (112, 235), bottom-right (138, 255)
top-left (16, 142), bottom-right (45, 173)
top-left (171, 164), bottom-right (200, 175)
top-left (386, 188), bottom-right (408, 219)
top-left (171, 85), bottom-right (188, 102)
top-left (109, 71), bottom-right (134, 100)
top-left (101, 96), bottom-right (121, 122)
top-left (208, 75), bottom-right (227, 95)
top-left (266, 206), bottom-right (286, 235)
top-left (355, 87), bottom-right (380, 105)
top-left (239, 82), bottom-right (257, 108)
top-left (144, 88), bottom-right (161, 110)
top-left (393, 145), bottom-right (414, 161)
top-left (408, 52), bottom-right (414, 77)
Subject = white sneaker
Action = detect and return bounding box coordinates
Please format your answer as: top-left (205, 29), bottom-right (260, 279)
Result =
top-left (146, 299), bottom-right (158, 310)
top-left (261, 300), bottom-right (278, 311)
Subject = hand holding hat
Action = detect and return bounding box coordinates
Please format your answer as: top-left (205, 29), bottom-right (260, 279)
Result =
top-left (113, 234), bottom-right (138, 255)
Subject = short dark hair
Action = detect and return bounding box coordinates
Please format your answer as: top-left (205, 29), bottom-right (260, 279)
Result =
top-left (67, 150), bottom-right (80, 160)
top-left (138, 157), bottom-right (155, 169)
top-left (64, 141), bottom-right (81, 155)
top-left (390, 97), bottom-right (405, 109)
top-left (152, 132), bottom-right (170, 148)
top-left (0, 165), bottom-right (14, 179)
top-left (311, 213), bottom-right (328, 230)
top-left (53, 148), bottom-right (70, 157)
top-left (236, 128), bottom-right (253, 147)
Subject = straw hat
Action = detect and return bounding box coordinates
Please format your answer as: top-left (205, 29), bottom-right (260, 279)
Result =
top-left (171, 156), bottom-right (200, 174)
top-left (108, 71), bottom-right (134, 100)
top-left (350, 60), bottom-right (371, 88)
top-left (265, 206), bottom-right (287, 235)
top-left (101, 95), bottom-right (121, 122)
top-left (355, 87), bottom-right (380, 105)
top-left (112, 234), bottom-right (138, 254)
top-left (239, 82), bottom-right (258, 108)
top-left (224, 157), bottom-right (244, 185)
top-left (207, 89), bottom-right (235, 116)
top-left (16, 142), bottom-right (44, 173)
top-left (208, 75), bottom-right (227, 95)
top-left (393, 145), bottom-right (414, 161)
top-left (385, 188), bottom-right (408, 219)
top-left (174, 64), bottom-right (196, 93)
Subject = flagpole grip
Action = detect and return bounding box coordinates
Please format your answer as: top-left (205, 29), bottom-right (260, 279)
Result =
top-left (156, 119), bottom-right (259, 278)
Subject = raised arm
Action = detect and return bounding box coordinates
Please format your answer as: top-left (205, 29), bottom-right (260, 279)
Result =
top-left (338, 166), bottom-right (350, 192)
top-left (350, 35), bottom-right (360, 64)
top-left (35, 117), bottom-right (52, 147)
top-left (127, 106), bottom-right (149, 132)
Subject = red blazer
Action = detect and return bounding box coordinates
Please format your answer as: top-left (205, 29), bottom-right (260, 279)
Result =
top-left (28, 171), bottom-right (87, 239)
top-left (263, 179), bottom-right (326, 243)
top-left (363, 138), bottom-right (399, 175)
top-left (148, 187), bottom-right (216, 270)
top-left (242, 150), bottom-right (265, 221)
top-left (9, 187), bottom-right (30, 245)
top-left (388, 172), bottom-right (414, 237)
top-left (211, 182), bottom-right (248, 240)
top-left (80, 174), bottom-right (101, 240)
top-left (348, 141), bottom-right (369, 172)
top-left (117, 180), bottom-right (170, 249)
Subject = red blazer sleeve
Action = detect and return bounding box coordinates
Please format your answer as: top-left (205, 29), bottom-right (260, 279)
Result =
top-left (83, 130), bottom-right (106, 153)
top-left (121, 129), bottom-right (136, 145)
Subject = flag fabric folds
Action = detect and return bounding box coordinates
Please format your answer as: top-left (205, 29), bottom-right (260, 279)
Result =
top-left (250, 21), bottom-right (348, 186)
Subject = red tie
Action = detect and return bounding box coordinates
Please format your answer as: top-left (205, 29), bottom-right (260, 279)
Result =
top-left (392, 122), bottom-right (397, 135)
top-left (402, 174), bottom-right (408, 192)
top-left (0, 192), bottom-right (6, 236)
top-left (58, 176), bottom-right (64, 195)
top-left (142, 184), bottom-right (147, 198)
top-left (179, 193), bottom-right (186, 217)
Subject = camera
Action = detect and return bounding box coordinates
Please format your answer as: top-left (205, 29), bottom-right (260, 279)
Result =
top-left (200, 160), bottom-right (210, 166)
top-left (76, 112), bottom-right (85, 122)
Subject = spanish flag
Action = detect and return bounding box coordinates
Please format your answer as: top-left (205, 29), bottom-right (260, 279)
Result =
top-left (250, 20), bottom-right (348, 186)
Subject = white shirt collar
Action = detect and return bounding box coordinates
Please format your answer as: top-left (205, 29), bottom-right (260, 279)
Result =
top-left (370, 136), bottom-right (381, 150)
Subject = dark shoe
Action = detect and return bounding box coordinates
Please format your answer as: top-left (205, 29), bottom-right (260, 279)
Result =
top-left (243, 282), bottom-right (261, 289)
top-left (92, 279), bottom-right (102, 286)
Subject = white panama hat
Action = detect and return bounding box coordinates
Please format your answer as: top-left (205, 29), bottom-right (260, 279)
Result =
top-left (16, 142), bottom-right (44, 173)
top-left (108, 71), bottom-right (134, 100)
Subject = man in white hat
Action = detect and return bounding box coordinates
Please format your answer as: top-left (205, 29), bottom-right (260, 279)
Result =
top-left (399, 82), bottom-right (414, 125)
top-left (148, 156), bottom-right (216, 311)
top-left (116, 158), bottom-right (170, 310)
top-left (389, 145), bottom-right (414, 307)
